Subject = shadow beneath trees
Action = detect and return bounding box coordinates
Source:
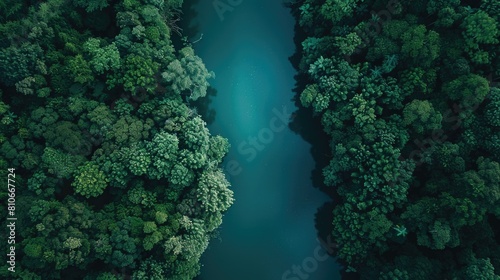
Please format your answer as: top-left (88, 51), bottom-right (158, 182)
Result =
top-left (285, 2), bottom-right (358, 279)
top-left (192, 86), bottom-right (217, 125)
top-left (177, 0), bottom-right (217, 126)
top-left (175, 0), bottom-right (202, 49)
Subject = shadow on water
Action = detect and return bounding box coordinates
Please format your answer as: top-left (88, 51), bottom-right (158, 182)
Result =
top-left (176, 0), bottom-right (217, 126)
top-left (174, 0), bottom-right (202, 48)
top-left (192, 86), bottom-right (217, 125)
top-left (285, 2), bottom-right (359, 279)
top-left (285, 3), bottom-right (333, 198)
top-left (314, 201), bottom-right (335, 251)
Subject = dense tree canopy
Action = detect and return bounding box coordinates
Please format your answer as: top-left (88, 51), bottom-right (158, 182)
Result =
top-left (293, 0), bottom-right (500, 278)
top-left (0, 0), bottom-right (232, 279)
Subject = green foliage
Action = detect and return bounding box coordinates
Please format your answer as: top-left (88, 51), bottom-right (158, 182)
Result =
top-left (72, 162), bottom-right (108, 198)
top-left (44, 121), bottom-right (91, 155)
top-left (67, 54), bottom-right (94, 84)
top-left (108, 115), bottom-right (152, 143)
top-left (0, 43), bottom-right (43, 86)
top-left (73, 0), bottom-right (109, 13)
top-left (300, 83), bottom-right (319, 108)
top-left (108, 228), bottom-right (137, 267)
top-left (207, 135), bottom-right (230, 164)
top-left (482, 0), bottom-right (500, 21)
top-left (319, 0), bottom-right (357, 24)
top-left (143, 221), bottom-right (157, 234)
top-left (126, 143), bottom-right (151, 176)
top-left (461, 11), bottom-right (499, 64)
top-left (334, 32), bottom-right (362, 56)
top-left (485, 88), bottom-right (500, 127)
top-left (462, 11), bottom-right (499, 47)
top-left (399, 67), bottom-right (436, 94)
top-left (41, 147), bottom-right (85, 179)
top-left (0, 5), bottom-right (231, 276)
top-left (464, 258), bottom-right (500, 280)
top-left (83, 38), bottom-right (121, 74)
top-left (146, 131), bottom-right (179, 179)
top-left (400, 25), bottom-right (440, 65)
top-left (155, 211), bottom-right (168, 224)
top-left (95, 272), bottom-right (119, 280)
top-left (162, 47), bottom-right (214, 101)
top-left (127, 185), bottom-right (157, 207)
top-left (132, 259), bottom-right (166, 279)
top-left (180, 116), bottom-right (210, 151)
top-left (196, 169), bottom-right (234, 214)
top-left (442, 74), bottom-right (490, 108)
top-left (434, 142), bottom-right (465, 173)
top-left (402, 100), bottom-right (442, 134)
top-left (169, 163), bottom-right (195, 187)
top-left (296, 0), bottom-right (500, 277)
top-left (109, 54), bottom-right (159, 94)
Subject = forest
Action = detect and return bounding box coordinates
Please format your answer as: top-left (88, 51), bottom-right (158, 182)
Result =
top-left (0, 0), bottom-right (234, 279)
top-left (2, 0), bottom-right (500, 279)
top-left (291, 0), bottom-right (500, 279)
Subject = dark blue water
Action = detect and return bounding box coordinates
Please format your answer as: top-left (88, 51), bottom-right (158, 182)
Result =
top-left (187, 1), bottom-right (342, 279)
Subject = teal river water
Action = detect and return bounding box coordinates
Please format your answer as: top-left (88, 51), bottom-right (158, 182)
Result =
top-left (184, 1), bottom-right (342, 279)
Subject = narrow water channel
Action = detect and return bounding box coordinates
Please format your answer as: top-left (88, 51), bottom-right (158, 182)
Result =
top-left (184, 1), bottom-right (342, 279)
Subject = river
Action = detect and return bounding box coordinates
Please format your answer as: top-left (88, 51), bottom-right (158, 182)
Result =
top-left (182, 1), bottom-right (342, 279)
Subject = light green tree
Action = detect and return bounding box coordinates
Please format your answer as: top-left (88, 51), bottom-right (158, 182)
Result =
top-left (72, 162), bottom-right (108, 198)
top-left (162, 47), bottom-right (214, 101)
top-left (196, 168), bottom-right (234, 214)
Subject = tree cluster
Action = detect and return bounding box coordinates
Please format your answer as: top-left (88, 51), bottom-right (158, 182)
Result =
top-left (294, 0), bottom-right (500, 278)
top-left (0, 0), bottom-right (232, 279)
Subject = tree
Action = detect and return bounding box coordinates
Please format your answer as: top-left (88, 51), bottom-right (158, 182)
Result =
top-left (73, 0), bottom-right (109, 13)
top-left (196, 169), bottom-right (234, 214)
top-left (133, 259), bottom-right (166, 279)
top-left (334, 32), bottom-right (362, 56)
top-left (108, 115), bottom-right (152, 143)
top-left (67, 54), bottom-right (94, 84)
top-left (427, 0), bottom-right (460, 15)
top-left (127, 184), bottom-right (157, 208)
top-left (402, 100), bottom-right (442, 134)
top-left (125, 143), bottom-right (151, 176)
top-left (442, 74), bottom-right (489, 109)
top-left (400, 25), bottom-right (440, 66)
top-left (162, 47), bottom-right (214, 101)
top-left (295, 0), bottom-right (500, 277)
top-left (169, 163), bottom-right (195, 187)
top-left (207, 135), bottom-right (229, 164)
top-left (180, 116), bottom-right (210, 151)
top-left (72, 161), bottom-right (108, 198)
top-left (109, 54), bottom-right (159, 94)
top-left (485, 88), bottom-right (500, 127)
top-left (108, 219), bottom-right (140, 268)
top-left (464, 258), bottom-right (500, 280)
top-left (146, 131), bottom-right (179, 179)
top-left (0, 0), bottom-right (234, 277)
top-left (43, 121), bottom-right (92, 155)
top-left (481, 0), bottom-right (500, 22)
top-left (462, 10), bottom-right (499, 47)
top-left (0, 43), bottom-right (42, 86)
top-left (83, 38), bottom-right (121, 75)
top-left (41, 147), bottom-right (85, 179)
top-left (319, 0), bottom-right (357, 24)
top-left (433, 142), bottom-right (465, 173)
top-left (461, 10), bottom-right (499, 64)
top-left (300, 83), bottom-right (320, 108)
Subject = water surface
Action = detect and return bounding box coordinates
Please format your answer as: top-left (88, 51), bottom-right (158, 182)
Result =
top-left (186, 1), bottom-right (342, 279)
